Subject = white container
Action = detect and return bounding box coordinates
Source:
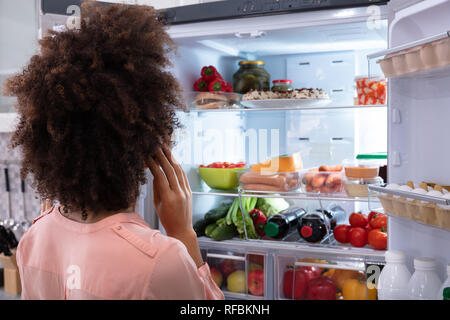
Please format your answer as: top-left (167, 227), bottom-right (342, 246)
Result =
top-left (436, 264), bottom-right (450, 300)
top-left (378, 250), bottom-right (411, 300)
top-left (407, 257), bottom-right (442, 300)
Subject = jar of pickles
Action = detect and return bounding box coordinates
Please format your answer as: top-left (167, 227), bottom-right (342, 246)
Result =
top-left (271, 79), bottom-right (293, 92)
top-left (233, 60), bottom-right (270, 94)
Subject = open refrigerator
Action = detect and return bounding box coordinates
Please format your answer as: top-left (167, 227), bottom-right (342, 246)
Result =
top-left (36, 0), bottom-right (450, 300)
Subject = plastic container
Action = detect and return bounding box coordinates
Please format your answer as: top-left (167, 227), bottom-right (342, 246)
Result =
top-left (239, 170), bottom-right (301, 192)
top-left (434, 38), bottom-right (450, 68)
top-left (407, 257), bottom-right (442, 300)
top-left (437, 264), bottom-right (450, 300)
top-left (377, 55), bottom-right (396, 78)
top-left (436, 194), bottom-right (450, 230)
top-left (298, 205), bottom-right (346, 243)
top-left (301, 170), bottom-right (344, 194)
top-left (405, 48), bottom-right (424, 73)
top-left (420, 42), bottom-right (440, 70)
top-left (377, 250), bottom-right (411, 300)
top-left (233, 60), bottom-right (270, 94)
top-left (199, 167), bottom-right (246, 190)
top-left (190, 91), bottom-right (241, 110)
top-left (355, 76), bottom-right (387, 105)
top-left (271, 79), bottom-right (294, 92)
top-left (344, 176), bottom-right (383, 197)
top-left (264, 207), bottom-right (306, 239)
top-left (392, 53), bottom-right (408, 76)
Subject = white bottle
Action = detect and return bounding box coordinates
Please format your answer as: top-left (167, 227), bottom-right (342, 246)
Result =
top-left (378, 250), bottom-right (411, 300)
top-left (407, 257), bottom-right (442, 300)
top-left (436, 264), bottom-right (450, 300)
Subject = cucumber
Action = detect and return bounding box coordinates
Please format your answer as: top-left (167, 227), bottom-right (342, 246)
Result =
top-left (204, 203), bottom-right (232, 223)
top-left (205, 223), bottom-right (218, 237)
top-left (209, 223), bottom-right (238, 241)
top-left (193, 219), bottom-right (209, 237)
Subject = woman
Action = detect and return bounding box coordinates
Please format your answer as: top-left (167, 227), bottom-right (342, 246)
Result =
top-left (4, 2), bottom-right (224, 300)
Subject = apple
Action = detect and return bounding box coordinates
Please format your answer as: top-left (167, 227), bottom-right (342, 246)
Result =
top-left (210, 267), bottom-right (223, 288)
top-left (220, 259), bottom-right (240, 278)
top-left (248, 270), bottom-right (264, 296)
top-left (227, 270), bottom-right (246, 293)
top-left (248, 263), bottom-right (263, 273)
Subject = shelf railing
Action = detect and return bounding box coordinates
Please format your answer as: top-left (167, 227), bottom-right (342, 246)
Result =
top-left (367, 30), bottom-right (450, 60)
top-left (368, 184), bottom-right (450, 206)
top-left (184, 104), bottom-right (387, 113)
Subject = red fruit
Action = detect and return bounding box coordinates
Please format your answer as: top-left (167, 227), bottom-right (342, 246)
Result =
top-left (193, 78), bottom-right (208, 91)
top-left (370, 214), bottom-right (387, 229)
top-left (368, 227), bottom-right (387, 250)
top-left (201, 65), bottom-right (220, 82)
top-left (348, 227), bottom-right (368, 247)
top-left (333, 224), bottom-right (351, 243)
top-left (349, 212), bottom-right (369, 228)
top-left (368, 211), bottom-right (379, 222)
top-left (306, 276), bottom-right (336, 300)
top-left (248, 270), bottom-right (264, 296)
top-left (283, 268), bottom-right (308, 300)
top-left (210, 267), bottom-right (223, 288)
top-left (208, 78), bottom-right (227, 92)
top-left (299, 266), bottom-right (321, 283)
top-left (219, 260), bottom-right (239, 278)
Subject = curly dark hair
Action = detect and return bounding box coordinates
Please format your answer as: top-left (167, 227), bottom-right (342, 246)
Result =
top-left (4, 2), bottom-right (184, 217)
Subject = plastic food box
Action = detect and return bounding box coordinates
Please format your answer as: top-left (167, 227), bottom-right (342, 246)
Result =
top-left (377, 37), bottom-right (450, 78)
top-left (239, 170), bottom-right (302, 192)
top-left (199, 167), bottom-right (246, 190)
top-left (355, 76), bottom-right (387, 105)
top-left (189, 91), bottom-right (241, 110)
top-left (344, 176), bottom-right (383, 198)
top-left (301, 170), bottom-right (345, 194)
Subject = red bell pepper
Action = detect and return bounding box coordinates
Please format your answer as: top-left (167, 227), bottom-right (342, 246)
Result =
top-left (193, 78), bottom-right (208, 92)
top-left (249, 209), bottom-right (267, 236)
top-left (208, 78), bottom-right (227, 92)
top-left (201, 66), bottom-right (222, 82)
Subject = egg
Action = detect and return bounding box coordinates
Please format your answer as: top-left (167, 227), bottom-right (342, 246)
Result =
top-left (386, 183), bottom-right (400, 190)
top-left (408, 187), bottom-right (427, 201)
top-left (423, 190), bottom-right (443, 204)
top-left (395, 185), bottom-right (412, 198)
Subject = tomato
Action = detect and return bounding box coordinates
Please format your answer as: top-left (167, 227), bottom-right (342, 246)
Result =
top-left (306, 276), bottom-right (336, 300)
top-left (333, 224), bottom-right (351, 243)
top-left (202, 161), bottom-right (246, 169)
top-left (283, 268), bottom-right (308, 300)
top-left (370, 214), bottom-right (387, 229)
top-left (348, 227), bottom-right (368, 247)
top-left (349, 212), bottom-right (369, 228)
top-left (368, 228), bottom-right (387, 250)
top-left (368, 211), bottom-right (379, 222)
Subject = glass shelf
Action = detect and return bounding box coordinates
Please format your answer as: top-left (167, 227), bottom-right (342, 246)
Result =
top-left (192, 185), bottom-right (380, 203)
top-left (182, 104), bottom-right (387, 113)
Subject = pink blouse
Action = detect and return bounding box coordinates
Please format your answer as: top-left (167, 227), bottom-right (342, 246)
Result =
top-left (16, 206), bottom-right (224, 300)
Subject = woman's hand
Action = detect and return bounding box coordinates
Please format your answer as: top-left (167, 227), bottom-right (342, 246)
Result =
top-left (147, 147), bottom-right (203, 267)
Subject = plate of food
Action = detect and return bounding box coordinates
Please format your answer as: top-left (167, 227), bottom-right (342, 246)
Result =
top-left (241, 88), bottom-right (331, 109)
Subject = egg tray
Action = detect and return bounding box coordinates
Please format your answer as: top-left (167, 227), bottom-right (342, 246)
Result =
top-left (377, 194), bottom-right (450, 230)
top-left (377, 36), bottom-right (450, 78)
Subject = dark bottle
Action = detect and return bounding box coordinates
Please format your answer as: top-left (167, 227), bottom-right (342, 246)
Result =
top-left (298, 205), bottom-right (346, 243)
top-left (264, 207), bottom-right (306, 239)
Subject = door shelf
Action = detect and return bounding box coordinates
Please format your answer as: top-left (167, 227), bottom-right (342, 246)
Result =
top-left (193, 185), bottom-right (380, 203)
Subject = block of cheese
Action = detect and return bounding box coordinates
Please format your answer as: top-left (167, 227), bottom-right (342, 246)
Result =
top-left (251, 152), bottom-right (303, 173)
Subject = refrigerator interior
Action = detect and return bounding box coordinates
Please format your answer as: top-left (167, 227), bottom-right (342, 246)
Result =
top-left (384, 0), bottom-right (450, 280)
top-left (168, 14), bottom-right (389, 225)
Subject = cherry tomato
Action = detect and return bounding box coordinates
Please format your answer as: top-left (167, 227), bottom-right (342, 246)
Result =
top-left (333, 224), bottom-right (351, 244)
top-left (368, 228), bottom-right (387, 250)
top-left (348, 227), bottom-right (368, 247)
top-left (370, 214), bottom-right (387, 229)
top-left (349, 212), bottom-right (369, 228)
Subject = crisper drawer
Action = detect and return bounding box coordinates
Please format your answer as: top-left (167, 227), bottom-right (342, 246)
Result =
top-left (200, 248), bottom-right (267, 300)
top-left (275, 252), bottom-right (380, 300)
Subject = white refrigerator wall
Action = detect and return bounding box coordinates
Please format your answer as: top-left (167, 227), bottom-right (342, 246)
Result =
top-left (387, 0), bottom-right (450, 280)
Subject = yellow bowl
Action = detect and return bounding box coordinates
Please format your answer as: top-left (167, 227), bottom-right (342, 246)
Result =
top-left (198, 167), bottom-right (246, 190)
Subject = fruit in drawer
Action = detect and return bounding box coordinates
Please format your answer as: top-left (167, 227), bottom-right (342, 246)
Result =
top-left (368, 228), bottom-right (387, 250)
top-left (210, 267), bottom-right (223, 288)
top-left (369, 213), bottom-right (387, 229)
top-left (298, 266), bottom-right (322, 283)
top-left (332, 269), bottom-right (365, 291)
top-left (220, 259), bottom-right (240, 278)
top-left (349, 212), bottom-right (369, 228)
top-left (283, 268), bottom-right (308, 300)
top-left (348, 227), bottom-right (368, 247)
top-left (248, 270), bottom-right (264, 296)
top-left (227, 270), bottom-right (246, 293)
top-left (333, 224), bottom-right (351, 243)
top-left (306, 276), bottom-right (336, 300)
top-left (342, 279), bottom-right (368, 300)
top-left (248, 263), bottom-right (263, 273)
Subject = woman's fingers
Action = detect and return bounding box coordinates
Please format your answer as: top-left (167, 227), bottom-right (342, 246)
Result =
top-left (154, 148), bottom-right (180, 190)
top-left (163, 147), bottom-right (191, 195)
top-left (147, 156), bottom-right (170, 195)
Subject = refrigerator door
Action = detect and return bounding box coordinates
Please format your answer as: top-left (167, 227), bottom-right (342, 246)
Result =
top-left (386, 0), bottom-right (450, 280)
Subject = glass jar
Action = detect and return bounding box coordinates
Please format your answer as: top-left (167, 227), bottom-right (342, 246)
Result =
top-left (271, 79), bottom-right (293, 92)
top-left (233, 60), bottom-right (270, 94)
